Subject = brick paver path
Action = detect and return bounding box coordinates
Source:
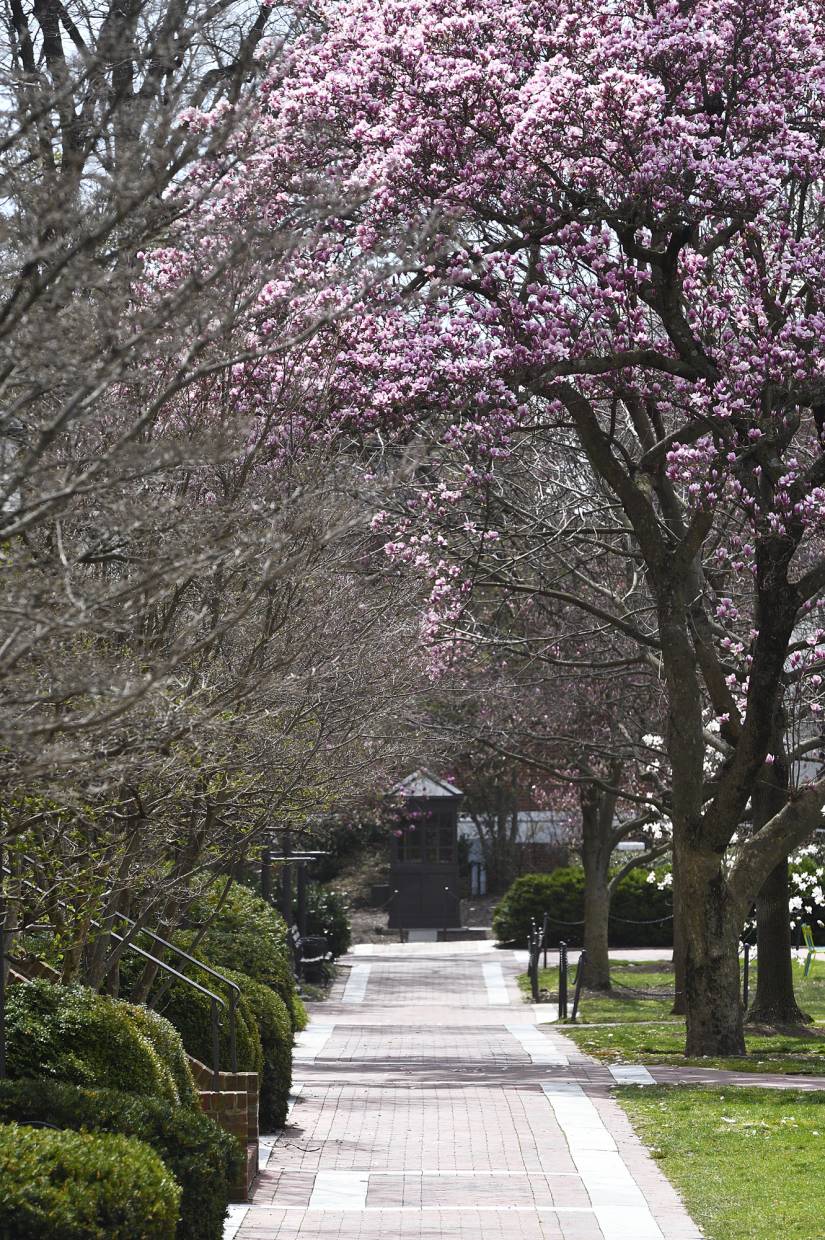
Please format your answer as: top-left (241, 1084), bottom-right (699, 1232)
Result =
top-left (230, 943), bottom-right (701, 1240)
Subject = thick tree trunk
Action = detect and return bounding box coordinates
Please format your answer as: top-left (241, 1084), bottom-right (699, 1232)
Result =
top-left (579, 779), bottom-right (617, 990)
top-left (748, 859), bottom-right (811, 1025)
top-left (581, 862), bottom-right (611, 989)
top-left (671, 847), bottom-right (686, 1014)
top-left (681, 847), bottom-right (745, 1056)
top-left (745, 747), bottom-right (810, 1024)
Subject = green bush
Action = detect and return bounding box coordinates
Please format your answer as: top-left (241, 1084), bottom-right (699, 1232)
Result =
top-left (152, 974), bottom-right (262, 1077)
top-left (298, 883), bottom-right (351, 958)
top-left (122, 1003), bottom-right (198, 1106)
top-left (5, 980), bottom-right (178, 1102)
top-left (492, 867), bottom-right (672, 948)
top-left (0, 1079), bottom-right (239, 1240)
top-left (0, 1121), bottom-right (180, 1239)
top-left (181, 883), bottom-right (305, 1030)
top-left (222, 968), bottom-right (293, 1129)
top-left (289, 989), bottom-right (309, 1032)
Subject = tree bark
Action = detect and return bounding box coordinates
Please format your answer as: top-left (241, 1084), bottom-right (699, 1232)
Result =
top-left (671, 847), bottom-right (686, 1014)
top-left (681, 844), bottom-right (745, 1055)
top-left (744, 741), bottom-right (810, 1024)
top-left (582, 860), bottom-right (612, 989)
top-left (748, 859), bottom-right (811, 1025)
top-left (579, 780), bottom-right (616, 990)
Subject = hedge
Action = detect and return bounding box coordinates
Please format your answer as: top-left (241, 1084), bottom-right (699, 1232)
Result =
top-left (5, 980), bottom-right (179, 1102)
top-left (0, 1121), bottom-right (180, 1240)
top-left (181, 883), bottom-right (307, 1031)
top-left (492, 867), bottom-right (673, 948)
top-left (298, 884), bottom-right (351, 959)
top-left (0, 1079), bottom-right (239, 1240)
top-left (121, 1003), bottom-right (198, 1106)
top-left (152, 974), bottom-right (263, 1077)
top-left (221, 968), bottom-right (293, 1129)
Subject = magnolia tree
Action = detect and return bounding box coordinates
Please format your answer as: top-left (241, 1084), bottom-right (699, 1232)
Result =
top-left (426, 590), bottom-right (674, 987)
top-left (216, 0), bottom-right (825, 1054)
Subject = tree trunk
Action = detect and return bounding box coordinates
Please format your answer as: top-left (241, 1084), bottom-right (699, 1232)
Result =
top-left (745, 745), bottom-right (810, 1025)
top-left (747, 859), bottom-right (811, 1025)
top-left (681, 846), bottom-right (745, 1055)
top-left (582, 861), bottom-right (611, 989)
top-left (671, 848), bottom-right (686, 1015)
top-left (579, 778), bottom-right (616, 991)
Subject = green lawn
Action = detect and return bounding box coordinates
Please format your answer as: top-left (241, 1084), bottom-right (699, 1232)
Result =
top-left (520, 957), bottom-right (825, 1236)
top-left (522, 956), bottom-right (825, 1024)
top-left (617, 1086), bottom-right (825, 1240)
top-left (565, 1018), bottom-right (825, 1075)
top-left (523, 957), bottom-right (825, 1072)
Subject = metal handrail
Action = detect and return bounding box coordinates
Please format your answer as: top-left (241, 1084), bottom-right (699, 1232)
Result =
top-left (107, 930), bottom-right (227, 1087)
top-left (110, 915), bottom-right (240, 1074)
top-left (1, 866), bottom-right (230, 1086)
top-left (12, 852), bottom-right (240, 1072)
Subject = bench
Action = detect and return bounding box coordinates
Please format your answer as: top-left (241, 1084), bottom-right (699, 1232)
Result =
top-left (290, 925), bottom-right (332, 982)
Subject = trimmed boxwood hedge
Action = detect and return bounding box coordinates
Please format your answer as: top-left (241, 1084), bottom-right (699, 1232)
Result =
top-left (221, 968), bottom-right (293, 1130)
top-left (152, 974), bottom-right (263, 1077)
top-left (0, 1079), bottom-right (239, 1240)
top-left (122, 1003), bottom-right (198, 1106)
top-left (0, 1120), bottom-right (180, 1239)
top-left (5, 980), bottom-right (179, 1102)
top-left (492, 867), bottom-right (673, 948)
top-left (298, 884), bottom-right (351, 959)
top-left (180, 884), bottom-right (307, 1031)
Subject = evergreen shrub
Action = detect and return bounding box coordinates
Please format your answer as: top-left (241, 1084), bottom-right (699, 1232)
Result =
top-left (0, 1079), bottom-right (238, 1240)
top-left (221, 968), bottom-right (293, 1129)
top-left (0, 1121), bottom-right (179, 1240)
top-left (5, 980), bottom-right (178, 1102)
top-left (492, 867), bottom-right (672, 948)
top-left (181, 883), bottom-right (306, 1030)
top-left (152, 975), bottom-right (262, 1076)
top-left (299, 884), bottom-right (351, 958)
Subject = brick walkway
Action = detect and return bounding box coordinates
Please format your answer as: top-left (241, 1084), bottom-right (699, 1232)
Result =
top-left (229, 943), bottom-right (701, 1240)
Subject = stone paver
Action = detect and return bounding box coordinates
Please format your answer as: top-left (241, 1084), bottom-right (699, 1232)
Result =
top-left (232, 943), bottom-right (702, 1240)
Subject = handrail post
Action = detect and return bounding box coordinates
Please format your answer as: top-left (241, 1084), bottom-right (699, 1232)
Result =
top-left (210, 997), bottom-right (221, 1089)
top-left (229, 989), bottom-right (238, 1073)
top-left (542, 912), bottom-right (549, 969)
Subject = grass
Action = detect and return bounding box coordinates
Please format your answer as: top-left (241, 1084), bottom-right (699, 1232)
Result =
top-left (617, 1085), bottom-right (825, 1240)
top-left (522, 956), bottom-right (825, 1023)
top-left (522, 957), bottom-right (825, 1072)
top-left (520, 959), bottom-right (680, 1022)
top-left (519, 957), bottom-right (825, 1236)
top-left (565, 1019), bottom-right (825, 1075)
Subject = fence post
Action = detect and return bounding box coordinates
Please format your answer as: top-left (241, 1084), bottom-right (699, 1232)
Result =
top-left (742, 942), bottom-right (751, 1011)
top-left (530, 926), bottom-right (541, 1003)
top-left (570, 950), bottom-right (587, 1022)
top-left (558, 941), bottom-right (568, 1021)
top-left (542, 912), bottom-right (549, 969)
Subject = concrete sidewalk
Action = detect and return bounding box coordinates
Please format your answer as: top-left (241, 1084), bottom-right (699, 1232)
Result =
top-left (229, 944), bottom-right (701, 1240)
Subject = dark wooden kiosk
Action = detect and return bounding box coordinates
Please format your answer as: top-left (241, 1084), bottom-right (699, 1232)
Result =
top-left (388, 770), bottom-right (463, 931)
